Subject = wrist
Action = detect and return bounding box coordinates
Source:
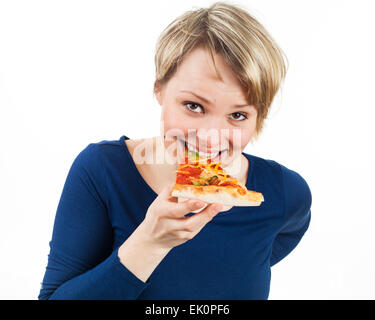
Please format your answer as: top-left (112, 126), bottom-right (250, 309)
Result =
top-left (117, 223), bottom-right (170, 283)
top-left (133, 221), bottom-right (171, 256)
top-left (117, 221), bottom-right (170, 265)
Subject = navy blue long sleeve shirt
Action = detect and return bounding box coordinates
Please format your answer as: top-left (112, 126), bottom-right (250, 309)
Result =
top-left (38, 135), bottom-right (312, 300)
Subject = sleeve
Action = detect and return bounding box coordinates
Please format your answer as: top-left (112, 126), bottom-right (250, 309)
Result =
top-left (270, 164), bottom-right (312, 267)
top-left (38, 143), bottom-right (150, 299)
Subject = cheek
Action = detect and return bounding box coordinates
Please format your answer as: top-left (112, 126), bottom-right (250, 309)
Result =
top-left (161, 105), bottom-right (197, 158)
top-left (240, 129), bottom-right (253, 147)
top-left (162, 105), bottom-right (198, 134)
top-left (244, 112), bottom-right (258, 140)
top-left (229, 124), bottom-right (256, 150)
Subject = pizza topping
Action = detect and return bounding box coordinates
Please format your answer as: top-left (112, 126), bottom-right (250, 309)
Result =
top-left (192, 181), bottom-right (205, 186)
top-left (176, 170), bottom-right (190, 175)
top-left (214, 162), bottom-right (221, 173)
top-left (199, 175), bottom-right (210, 180)
top-left (176, 153), bottom-right (248, 194)
top-left (178, 165), bottom-right (203, 177)
top-left (185, 149), bottom-right (199, 162)
top-left (176, 174), bottom-right (192, 185)
top-left (175, 145), bottom-right (264, 203)
top-left (176, 162), bottom-right (241, 186)
top-left (218, 180), bottom-right (247, 195)
top-left (207, 175), bottom-right (218, 184)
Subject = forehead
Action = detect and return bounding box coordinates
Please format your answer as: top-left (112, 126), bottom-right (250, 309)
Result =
top-left (172, 47), bottom-right (247, 100)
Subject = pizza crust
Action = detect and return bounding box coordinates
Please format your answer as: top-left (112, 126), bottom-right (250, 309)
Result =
top-left (171, 184), bottom-right (264, 207)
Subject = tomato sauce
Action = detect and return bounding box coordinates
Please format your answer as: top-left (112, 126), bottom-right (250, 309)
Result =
top-left (176, 175), bottom-right (191, 185)
top-left (219, 181), bottom-right (246, 195)
top-left (182, 166), bottom-right (203, 177)
top-left (210, 179), bottom-right (220, 186)
top-left (218, 182), bottom-right (235, 188)
top-left (176, 165), bottom-right (203, 185)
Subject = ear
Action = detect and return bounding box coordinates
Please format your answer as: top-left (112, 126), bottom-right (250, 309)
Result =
top-left (154, 81), bottom-right (163, 106)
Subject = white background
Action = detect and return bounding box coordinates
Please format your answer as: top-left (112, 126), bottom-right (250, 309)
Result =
top-left (1, 0), bottom-right (374, 300)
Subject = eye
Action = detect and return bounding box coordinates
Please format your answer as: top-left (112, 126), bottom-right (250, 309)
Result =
top-left (183, 102), bottom-right (204, 113)
top-left (229, 112), bottom-right (248, 121)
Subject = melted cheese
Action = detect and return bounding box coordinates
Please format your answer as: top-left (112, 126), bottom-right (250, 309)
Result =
top-left (179, 164), bottom-right (200, 169)
top-left (176, 170), bottom-right (190, 174)
top-left (214, 162), bottom-right (221, 173)
top-left (178, 161), bottom-right (245, 191)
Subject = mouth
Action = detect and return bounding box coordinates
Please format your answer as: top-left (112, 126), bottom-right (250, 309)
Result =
top-left (178, 139), bottom-right (227, 162)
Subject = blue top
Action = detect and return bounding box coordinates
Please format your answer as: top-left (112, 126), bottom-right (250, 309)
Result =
top-left (38, 135), bottom-right (312, 300)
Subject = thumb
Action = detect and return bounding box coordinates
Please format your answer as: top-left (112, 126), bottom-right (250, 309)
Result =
top-left (159, 182), bottom-right (177, 201)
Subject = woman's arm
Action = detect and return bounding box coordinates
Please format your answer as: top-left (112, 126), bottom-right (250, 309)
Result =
top-left (117, 221), bottom-right (171, 283)
top-left (38, 144), bottom-right (151, 299)
top-left (39, 142), bottom-right (224, 299)
top-left (270, 164), bottom-right (312, 267)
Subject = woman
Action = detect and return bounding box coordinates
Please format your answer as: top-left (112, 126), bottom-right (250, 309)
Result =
top-left (38, 2), bottom-right (311, 300)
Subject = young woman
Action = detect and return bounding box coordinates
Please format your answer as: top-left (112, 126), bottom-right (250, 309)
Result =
top-left (38, 2), bottom-right (312, 300)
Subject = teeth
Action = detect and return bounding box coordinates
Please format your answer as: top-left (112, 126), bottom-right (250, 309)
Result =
top-left (197, 151), bottom-right (220, 158)
top-left (183, 141), bottom-right (220, 159)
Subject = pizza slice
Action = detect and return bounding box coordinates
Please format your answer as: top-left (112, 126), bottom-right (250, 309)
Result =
top-left (171, 148), bottom-right (264, 206)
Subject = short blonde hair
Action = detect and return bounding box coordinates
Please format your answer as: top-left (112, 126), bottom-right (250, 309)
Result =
top-left (153, 1), bottom-right (289, 137)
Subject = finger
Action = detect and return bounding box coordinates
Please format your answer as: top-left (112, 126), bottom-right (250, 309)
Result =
top-left (159, 182), bottom-right (178, 202)
top-left (174, 230), bottom-right (193, 241)
top-left (182, 202), bottom-right (223, 231)
top-left (164, 198), bottom-right (208, 218)
top-left (161, 218), bottom-right (193, 238)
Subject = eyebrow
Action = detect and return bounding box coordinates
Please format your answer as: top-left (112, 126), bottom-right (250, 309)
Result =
top-left (180, 90), bottom-right (250, 108)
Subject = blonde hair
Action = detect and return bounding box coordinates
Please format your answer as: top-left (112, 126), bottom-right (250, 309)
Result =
top-left (153, 1), bottom-right (289, 137)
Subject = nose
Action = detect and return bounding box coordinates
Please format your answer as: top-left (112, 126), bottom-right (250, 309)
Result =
top-left (195, 126), bottom-right (230, 152)
top-left (196, 128), bottom-right (219, 148)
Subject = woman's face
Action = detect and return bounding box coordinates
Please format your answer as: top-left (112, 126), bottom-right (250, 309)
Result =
top-left (155, 46), bottom-right (258, 167)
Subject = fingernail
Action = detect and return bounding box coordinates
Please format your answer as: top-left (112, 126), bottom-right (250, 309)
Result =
top-left (194, 201), bottom-right (203, 207)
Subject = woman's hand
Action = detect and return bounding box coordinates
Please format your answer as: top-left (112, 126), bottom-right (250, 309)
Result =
top-left (138, 182), bottom-right (223, 251)
top-left (117, 182), bottom-right (222, 282)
